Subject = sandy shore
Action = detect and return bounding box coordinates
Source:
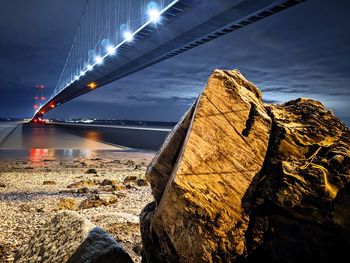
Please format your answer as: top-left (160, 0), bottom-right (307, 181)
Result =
top-left (0, 150), bottom-right (155, 262)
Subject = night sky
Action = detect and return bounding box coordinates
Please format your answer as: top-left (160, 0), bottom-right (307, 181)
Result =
top-left (0, 0), bottom-right (349, 125)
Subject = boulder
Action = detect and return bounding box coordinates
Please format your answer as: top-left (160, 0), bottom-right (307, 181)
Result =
top-left (16, 211), bottom-right (133, 263)
top-left (140, 69), bottom-right (350, 262)
top-left (245, 98), bottom-right (350, 262)
top-left (141, 69), bottom-right (272, 262)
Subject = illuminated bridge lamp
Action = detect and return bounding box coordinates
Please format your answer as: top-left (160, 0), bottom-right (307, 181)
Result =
top-left (88, 82), bottom-right (97, 89)
top-left (107, 45), bottom-right (116, 55)
top-left (50, 104), bottom-right (55, 109)
top-left (147, 2), bottom-right (161, 23)
top-left (123, 31), bottom-right (133, 42)
top-left (95, 55), bottom-right (103, 65)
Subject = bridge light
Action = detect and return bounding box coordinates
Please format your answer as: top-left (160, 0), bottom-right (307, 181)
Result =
top-left (147, 2), bottom-right (161, 23)
top-left (87, 64), bottom-right (93, 71)
top-left (75, 75), bottom-right (79, 81)
top-left (123, 31), bottom-right (133, 42)
top-left (88, 82), bottom-right (97, 89)
top-left (95, 55), bottom-right (103, 64)
top-left (107, 45), bottom-right (116, 55)
top-left (148, 7), bottom-right (161, 23)
top-left (50, 104), bottom-right (55, 108)
top-left (80, 70), bottom-right (85, 76)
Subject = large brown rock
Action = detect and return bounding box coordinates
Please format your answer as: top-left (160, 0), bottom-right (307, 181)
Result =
top-left (245, 98), bottom-right (350, 262)
top-left (140, 69), bottom-right (350, 262)
top-left (141, 69), bottom-right (272, 262)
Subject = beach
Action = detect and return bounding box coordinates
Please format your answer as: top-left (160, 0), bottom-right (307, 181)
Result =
top-left (0, 150), bottom-right (155, 262)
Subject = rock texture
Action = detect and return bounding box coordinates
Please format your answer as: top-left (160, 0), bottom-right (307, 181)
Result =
top-left (141, 69), bottom-right (350, 262)
top-left (16, 211), bottom-right (133, 263)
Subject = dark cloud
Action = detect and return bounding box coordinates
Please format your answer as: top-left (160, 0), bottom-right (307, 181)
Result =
top-left (127, 95), bottom-right (197, 105)
top-left (262, 99), bottom-right (281, 104)
top-left (0, 0), bottom-right (349, 124)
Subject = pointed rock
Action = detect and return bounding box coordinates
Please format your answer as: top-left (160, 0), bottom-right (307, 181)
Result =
top-left (141, 69), bottom-right (272, 262)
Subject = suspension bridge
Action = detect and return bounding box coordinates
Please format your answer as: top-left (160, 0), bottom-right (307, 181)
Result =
top-left (32, 0), bottom-right (306, 123)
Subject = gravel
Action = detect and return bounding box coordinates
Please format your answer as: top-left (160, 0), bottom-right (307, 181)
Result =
top-left (0, 151), bottom-right (155, 263)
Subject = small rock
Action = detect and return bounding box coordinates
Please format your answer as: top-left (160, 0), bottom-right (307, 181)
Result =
top-left (124, 160), bottom-right (135, 166)
top-left (43, 180), bottom-right (56, 185)
top-left (85, 168), bottom-right (97, 174)
top-left (57, 198), bottom-right (78, 211)
top-left (125, 184), bottom-right (137, 190)
top-left (123, 175), bottom-right (137, 184)
top-left (59, 189), bottom-right (76, 194)
top-left (77, 187), bottom-right (89, 194)
top-left (136, 178), bottom-right (148, 186)
top-left (79, 194), bottom-right (118, 209)
top-left (98, 185), bottom-right (115, 192)
top-left (100, 179), bottom-right (118, 186)
top-left (0, 182), bottom-right (6, 188)
top-left (132, 242), bottom-right (143, 256)
top-left (113, 192), bottom-right (127, 198)
top-left (113, 184), bottom-right (127, 191)
top-left (67, 180), bottom-right (97, 188)
top-left (36, 207), bottom-right (46, 213)
top-left (134, 164), bottom-right (142, 170)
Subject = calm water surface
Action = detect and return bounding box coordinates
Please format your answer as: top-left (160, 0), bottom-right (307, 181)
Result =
top-left (0, 122), bottom-right (170, 160)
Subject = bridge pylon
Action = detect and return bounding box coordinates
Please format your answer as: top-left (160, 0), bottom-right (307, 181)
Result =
top-left (32, 84), bottom-right (46, 124)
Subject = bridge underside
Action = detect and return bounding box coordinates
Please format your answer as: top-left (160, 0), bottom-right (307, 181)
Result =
top-left (34, 0), bottom-right (305, 121)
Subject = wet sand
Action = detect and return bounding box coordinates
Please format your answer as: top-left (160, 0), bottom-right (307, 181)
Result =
top-left (0, 151), bottom-right (155, 262)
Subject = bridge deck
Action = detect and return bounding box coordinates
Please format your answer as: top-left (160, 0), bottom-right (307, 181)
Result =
top-left (35, 0), bottom-right (305, 120)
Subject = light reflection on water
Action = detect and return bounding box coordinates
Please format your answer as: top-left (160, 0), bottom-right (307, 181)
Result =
top-left (29, 148), bottom-right (54, 163)
top-left (26, 148), bottom-right (98, 165)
